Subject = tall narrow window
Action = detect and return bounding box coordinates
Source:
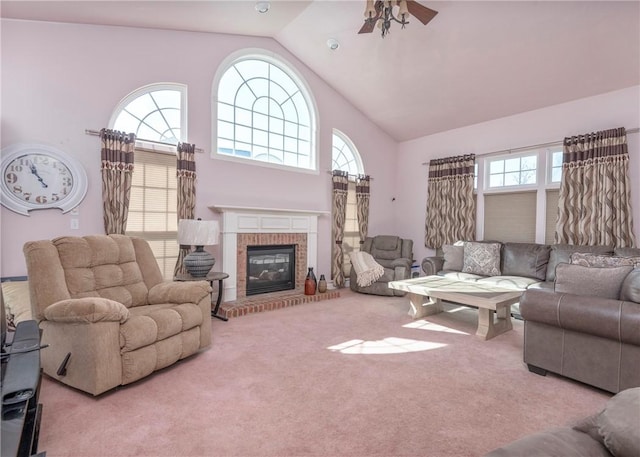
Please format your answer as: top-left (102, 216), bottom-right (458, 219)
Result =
top-left (110, 84), bottom-right (186, 278)
top-left (215, 52), bottom-right (317, 171)
top-left (332, 130), bottom-right (364, 278)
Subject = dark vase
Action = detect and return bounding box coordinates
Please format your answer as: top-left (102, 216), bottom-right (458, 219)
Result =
top-left (317, 274), bottom-right (327, 293)
top-left (305, 267), bottom-right (317, 295)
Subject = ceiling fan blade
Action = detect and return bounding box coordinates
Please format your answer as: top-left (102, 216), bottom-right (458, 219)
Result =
top-left (406, 0), bottom-right (438, 25)
top-left (358, 0), bottom-right (383, 34)
top-left (358, 21), bottom-right (376, 34)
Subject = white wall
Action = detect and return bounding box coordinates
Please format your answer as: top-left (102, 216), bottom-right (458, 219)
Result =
top-left (396, 86), bottom-right (640, 264)
top-left (0, 19), bottom-right (398, 278)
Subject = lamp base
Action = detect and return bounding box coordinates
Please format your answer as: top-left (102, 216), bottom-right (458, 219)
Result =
top-left (184, 246), bottom-right (215, 278)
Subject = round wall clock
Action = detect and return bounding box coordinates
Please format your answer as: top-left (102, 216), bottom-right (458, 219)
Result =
top-left (1, 143), bottom-right (88, 216)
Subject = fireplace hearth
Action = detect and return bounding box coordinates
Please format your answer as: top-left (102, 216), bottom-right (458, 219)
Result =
top-left (246, 245), bottom-right (296, 296)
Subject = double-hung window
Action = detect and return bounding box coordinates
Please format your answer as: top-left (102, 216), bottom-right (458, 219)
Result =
top-left (478, 145), bottom-right (563, 245)
top-left (332, 130), bottom-right (364, 279)
top-left (110, 83), bottom-right (186, 279)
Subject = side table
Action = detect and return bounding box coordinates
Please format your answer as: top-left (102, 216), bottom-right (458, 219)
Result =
top-left (174, 271), bottom-right (229, 321)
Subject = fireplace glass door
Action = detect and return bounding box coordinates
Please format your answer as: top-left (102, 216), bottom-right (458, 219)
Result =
top-left (246, 245), bottom-right (296, 296)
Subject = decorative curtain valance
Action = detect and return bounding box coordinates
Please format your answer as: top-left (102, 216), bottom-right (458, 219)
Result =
top-left (555, 127), bottom-right (636, 248)
top-left (424, 154), bottom-right (476, 249)
top-left (331, 170), bottom-right (349, 287)
top-left (174, 142), bottom-right (197, 276)
top-left (100, 128), bottom-right (136, 235)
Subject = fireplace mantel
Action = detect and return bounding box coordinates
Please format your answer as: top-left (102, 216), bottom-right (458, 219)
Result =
top-left (209, 205), bottom-right (329, 302)
top-left (210, 205), bottom-right (329, 217)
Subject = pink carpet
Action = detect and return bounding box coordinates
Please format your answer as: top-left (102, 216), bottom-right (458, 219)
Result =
top-left (38, 291), bottom-right (610, 456)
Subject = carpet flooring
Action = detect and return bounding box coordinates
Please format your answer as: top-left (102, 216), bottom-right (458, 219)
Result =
top-left (37, 290), bottom-right (611, 456)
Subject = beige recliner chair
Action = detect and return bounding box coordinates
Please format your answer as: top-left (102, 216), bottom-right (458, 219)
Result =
top-left (23, 234), bottom-right (212, 396)
top-left (349, 235), bottom-right (413, 296)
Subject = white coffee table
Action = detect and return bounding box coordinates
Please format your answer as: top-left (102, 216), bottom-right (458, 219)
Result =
top-left (388, 275), bottom-right (522, 340)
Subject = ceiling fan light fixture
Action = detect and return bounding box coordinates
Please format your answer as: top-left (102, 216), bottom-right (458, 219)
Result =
top-left (255, 1), bottom-right (270, 14)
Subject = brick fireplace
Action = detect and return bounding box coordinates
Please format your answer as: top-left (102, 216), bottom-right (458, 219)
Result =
top-left (210, 206), bottom-right (329, 302)
top-left (237, 233), bottom-right (306, 299)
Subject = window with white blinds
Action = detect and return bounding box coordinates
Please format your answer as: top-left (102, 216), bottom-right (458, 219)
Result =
top-left (483, 191), bottom-right (537, 243)
top-left (545, 189), bottom-right (560, 245)
top-left (126, 149), bottom-right (178, 279)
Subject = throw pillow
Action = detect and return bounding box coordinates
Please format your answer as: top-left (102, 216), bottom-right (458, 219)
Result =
top-left (554, 263), bottom-right (634, 300)
top-left (570, 252), bottom-right (640, 268)
top-left (462, 242), bottom-right (501, 276)
top-left (442, 243), bottom-right (464, 271)
top-left (620, 268), bottom-right (640, 303)
top-left (597, 387), bottom-right (640, 457)
top-left (1, 280), bottom-right (32, 328)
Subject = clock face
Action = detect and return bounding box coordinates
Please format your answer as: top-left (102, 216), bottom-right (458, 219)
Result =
top-left (4, 153), bottom-right (74, 206)
top-left (1, 144), bottom-right (88, 215)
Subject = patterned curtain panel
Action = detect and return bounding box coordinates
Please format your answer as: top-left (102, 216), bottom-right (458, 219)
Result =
top-left (100, 128), bottom-right (136, 235)
top-left (174, 142), bottom-right (197, 276)
top-left (424, 154), bottom-right (476, 249)
top-left (331, 170), bottom-right (349, 287)
top-left (555, 127), bottom-right (636, 248)
top-left (356, 175), bottom-right (371, 245)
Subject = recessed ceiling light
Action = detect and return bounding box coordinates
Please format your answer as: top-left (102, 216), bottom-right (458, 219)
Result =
top-left (255, 1), bottom-right (270, 13)
top-left (327, 38), bottom-right (340, 50)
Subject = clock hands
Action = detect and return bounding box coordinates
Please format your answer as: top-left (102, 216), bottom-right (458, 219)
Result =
top-left (30, 164), bottom-right (48, 188)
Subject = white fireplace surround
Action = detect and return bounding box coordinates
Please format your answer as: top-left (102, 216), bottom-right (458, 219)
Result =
top-left (209, 205), bottom-right (330, 302)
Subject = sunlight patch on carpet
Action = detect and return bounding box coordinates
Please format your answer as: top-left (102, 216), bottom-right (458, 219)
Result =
top-left (327, 337), bottom-right (447, 354)
top-left (403, 319), bottom-right (469, 335)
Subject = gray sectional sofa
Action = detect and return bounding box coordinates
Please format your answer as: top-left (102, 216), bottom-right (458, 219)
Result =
top-left (421, 241), bottom-right (640, 393)
top-left (486, 387), bottom-right (640, 457)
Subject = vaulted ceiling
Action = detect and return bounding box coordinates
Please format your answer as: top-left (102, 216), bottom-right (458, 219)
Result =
top-left (2, 1), bottom-right (639, 141)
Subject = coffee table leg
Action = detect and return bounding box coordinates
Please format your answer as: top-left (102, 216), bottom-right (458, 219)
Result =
top-left (476, 307), bottom-right (513, 340)
top-left (408, 293), bottom-right (443, 319)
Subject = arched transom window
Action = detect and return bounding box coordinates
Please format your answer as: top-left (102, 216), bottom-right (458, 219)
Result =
top-left (332, 129), bottom-right (363, 175)
top-left (216, 54), bottom-right (316, 171)
top-left (111, 83), bottom-right (186, 145)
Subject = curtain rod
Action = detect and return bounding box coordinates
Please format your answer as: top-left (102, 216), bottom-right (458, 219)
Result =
top-left (326, 170), bottom-right (374, 180)
top-left (421, 127), bottom-right (640, 165)
top-left (85, 129), bottom-right (205, 153)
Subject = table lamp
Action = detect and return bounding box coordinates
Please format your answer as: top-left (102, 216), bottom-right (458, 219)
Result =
top-left (178, 218), bottom-right (220, 277)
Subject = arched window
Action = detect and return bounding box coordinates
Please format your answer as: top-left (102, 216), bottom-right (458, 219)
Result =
top-left (110, 83), bottom-right (186, 145)
top-left (331, 130), bottom-right (364, 279)
top-left (332, 129), bottom-right (363, 175)
top-left (109, 83), bottom-right (186, 279)
top-left (214, 51), bottom-right (317, 171)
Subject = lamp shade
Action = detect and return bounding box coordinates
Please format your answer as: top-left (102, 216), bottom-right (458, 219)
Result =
top-left (178, 219), bottom-right (220, 246)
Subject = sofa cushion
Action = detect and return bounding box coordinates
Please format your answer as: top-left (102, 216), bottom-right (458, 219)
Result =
top-left (440, 271), bottom-right (484, 282)
top-left (620, 268), bottom-right (640, 303)
top-left (615, 247), bottom-right (640, 257)
top-left (477, 276), bottom-right (541, 290)
top-left (571, 252), bottom-right (640, 268)
top-left (485, 426), bottom-right (611, 457)
top-left (597, 387), bottom-right (640, 457)
top-left (546, 244), bottom-right (614, 282)
top-left (502, 242), bottom-right (551, 281)
top-left (462, 242), bottom-right (501, 276)
top-left (554, 263), bottom-right (634, 300)
top-left (442, 243), bottom-right (464, 271)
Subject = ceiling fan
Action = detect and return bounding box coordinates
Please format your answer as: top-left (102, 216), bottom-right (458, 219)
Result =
top-left (359, 0), bottom-right (438, 38)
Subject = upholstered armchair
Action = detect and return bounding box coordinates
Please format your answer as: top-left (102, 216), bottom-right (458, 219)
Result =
top-left (349, 235), bottom-right (413, 296)
top-left (23, 235), bottom-right (212, 396)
